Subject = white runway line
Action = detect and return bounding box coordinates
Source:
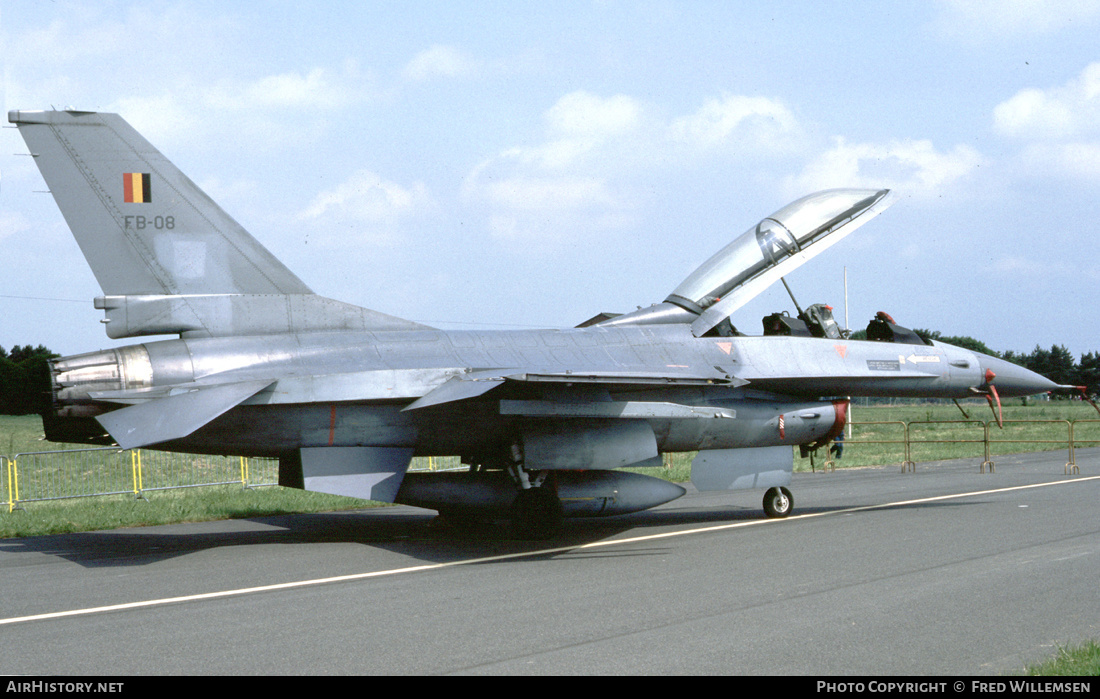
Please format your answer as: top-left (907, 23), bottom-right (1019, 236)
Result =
top-left (2, 475), bottom-right (1098, 627)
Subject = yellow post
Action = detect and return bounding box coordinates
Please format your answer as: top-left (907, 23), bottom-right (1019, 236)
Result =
top-left (240, 456), bottom-right (248, 486)
top-left (1066, 421), bottom-right (1079, 475)
top-left (981, 422), bottom-right (995, 473)
top-left (130, 450), bottom-right (144, 496)
top-left (901, 421), bottom-right (915, 472)
top-left (6, 458), bottom-right (16, 513)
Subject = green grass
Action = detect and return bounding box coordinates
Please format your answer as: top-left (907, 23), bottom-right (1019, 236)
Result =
top-left (1023, 640), bottom-right (1100, 675)
top-left (0, 485), bottom-right (375, 539)
top-left (2, 401), bottom-right (1098, 538)
top-left (0, 414), bottom-right (52, 456)
top-left (0, 414), bottom-right (436, 538)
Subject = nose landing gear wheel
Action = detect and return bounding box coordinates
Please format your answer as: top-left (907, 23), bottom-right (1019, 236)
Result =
top-left (763, 486), bottom-right (793, 518)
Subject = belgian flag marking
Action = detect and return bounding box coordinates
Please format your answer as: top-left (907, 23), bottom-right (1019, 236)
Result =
top-left (123, 173), bottom-right (152, 203)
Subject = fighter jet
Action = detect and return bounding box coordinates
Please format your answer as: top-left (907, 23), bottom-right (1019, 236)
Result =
top-left (8, 109), bottom-right (1059, 537)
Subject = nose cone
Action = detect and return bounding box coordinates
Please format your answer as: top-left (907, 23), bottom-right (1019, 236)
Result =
top-left (977, 353), bottom-right (1059, 397)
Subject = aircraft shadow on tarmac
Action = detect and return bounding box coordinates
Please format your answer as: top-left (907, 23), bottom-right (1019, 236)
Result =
top-left (0, 498), bottom-right (973, 570)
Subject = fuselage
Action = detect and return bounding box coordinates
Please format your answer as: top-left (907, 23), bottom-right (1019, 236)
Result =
top-left (45, 324), bottom-right (1054, 458)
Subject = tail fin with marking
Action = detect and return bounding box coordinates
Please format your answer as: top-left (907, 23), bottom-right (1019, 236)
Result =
top-left (9, 109), bottom-right (427, 338)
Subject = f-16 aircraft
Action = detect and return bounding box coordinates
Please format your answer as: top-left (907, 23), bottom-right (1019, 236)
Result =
top-left (9, 109), bottom-right (1059, 537)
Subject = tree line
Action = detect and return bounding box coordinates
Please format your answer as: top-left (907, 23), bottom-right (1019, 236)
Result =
top-left (0, 335), bottom-right (1097, 416)
top-left (0, 345), bottom-right (57, 415)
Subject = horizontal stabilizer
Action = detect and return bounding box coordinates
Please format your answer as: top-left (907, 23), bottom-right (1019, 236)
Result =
top-left (95, 380), bottom-right (273, 449)
top-left (96, 293), bottom-right (431, 339)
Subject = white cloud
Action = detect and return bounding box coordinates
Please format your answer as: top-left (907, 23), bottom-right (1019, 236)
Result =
top-left (462, 89), bottom-right (812, 243)
top-left (993, 63), bottom-right (1100, 182)
top-left (994, 62), bottom-right (1100, 140)
top-left (789, 138), bottom-right (983, 198)
top-left (404, 45), bottom-right (480, 81)
top-left (503, 91), bottom-right (645, 170)
top-left (546, 91), bottom-right (641, 140)
top-left (209, 62), bottom-right (368, 111)
top-left (992, 255), bottom-right (1049, 275)
top-left (3, 6), bottom-right (373, 154)
top-left (105, 60), bottom-right (375, 154)
top-left (670, 94), bottom-right (801, 151)
top-left (298, 170), bottom-right (432, 228)
top-left (112, 93), bottom-right (205, 148)
top-left (461, 91), bottom-right (652, 243)
top-left (463, 157), bottom-right (627, 244)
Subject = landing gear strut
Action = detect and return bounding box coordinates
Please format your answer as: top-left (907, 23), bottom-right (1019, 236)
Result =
top-left (762, 486), bottom-right (793, 518)
top-left (506, 444), bottom-right (564, 539)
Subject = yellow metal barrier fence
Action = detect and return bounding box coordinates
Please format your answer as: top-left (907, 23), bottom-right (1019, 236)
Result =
top-left (836, 418), bottom-right (1099, 474)
top-left (0, 450), bottom-right (466, 511)
top-left (2, 448), bottom-right (278, 512)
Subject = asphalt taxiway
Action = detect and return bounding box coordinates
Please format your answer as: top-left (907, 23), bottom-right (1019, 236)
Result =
top-left (0, 448), bottom-right (1097, 675)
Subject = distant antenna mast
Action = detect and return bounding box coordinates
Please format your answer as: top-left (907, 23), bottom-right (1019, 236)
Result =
top-left (844, 266), bottom-right (849, 332)
top-left (844, 265), bottom-right (852, 439)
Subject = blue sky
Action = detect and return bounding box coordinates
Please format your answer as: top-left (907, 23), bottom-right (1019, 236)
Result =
top-left (2, 1), bottom-right (1099, 358)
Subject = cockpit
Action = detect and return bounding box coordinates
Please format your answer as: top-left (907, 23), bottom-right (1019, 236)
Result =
top-left (589, 188), bottom-right (906, 341)
top-left (664, 188), bottom-right (891, 324)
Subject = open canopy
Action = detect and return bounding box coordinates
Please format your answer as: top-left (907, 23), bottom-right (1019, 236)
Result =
top-left (665, 189), bottom-right (894, 336)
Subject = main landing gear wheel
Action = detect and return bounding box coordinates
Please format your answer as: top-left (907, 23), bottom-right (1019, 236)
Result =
top-left (510, 486), bottom-right (564, 540)
top-left (762, 486), bottom-right (793, 518)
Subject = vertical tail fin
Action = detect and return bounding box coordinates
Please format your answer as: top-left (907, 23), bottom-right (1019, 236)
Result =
top-left (9, 109), bottom-right (429, 338)
top-left (9, 109), bottom-right (311, 296)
